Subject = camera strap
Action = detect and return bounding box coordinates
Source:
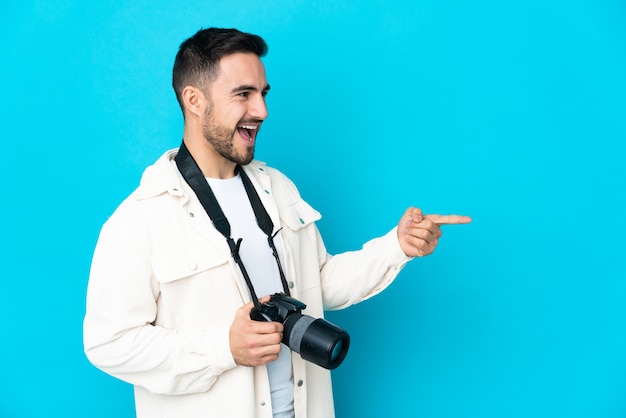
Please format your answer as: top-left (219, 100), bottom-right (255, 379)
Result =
top-left (174, 142), bottom-right (291, 308)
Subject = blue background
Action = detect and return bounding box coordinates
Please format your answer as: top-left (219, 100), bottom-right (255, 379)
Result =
top-left (1, 1), bottom-right (625, 417)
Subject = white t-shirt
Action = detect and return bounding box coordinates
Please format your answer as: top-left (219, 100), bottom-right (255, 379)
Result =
top-left (206, 174), bottom-right (295, 418)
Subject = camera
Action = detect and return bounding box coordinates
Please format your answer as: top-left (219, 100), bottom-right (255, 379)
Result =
top-left (250, 293), bottom-right (350, 370)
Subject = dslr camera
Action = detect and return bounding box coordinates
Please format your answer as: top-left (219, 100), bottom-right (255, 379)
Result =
top-left (250, 293), bottom-right (350, 370)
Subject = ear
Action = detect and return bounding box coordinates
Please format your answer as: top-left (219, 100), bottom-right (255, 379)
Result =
top-left (181, 86), bottom-right (205, 118)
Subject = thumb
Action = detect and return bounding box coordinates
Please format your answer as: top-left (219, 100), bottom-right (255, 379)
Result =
top-left (404, 206), bottom-right (423, 223)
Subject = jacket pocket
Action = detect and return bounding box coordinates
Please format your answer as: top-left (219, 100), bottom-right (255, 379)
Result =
top-left (276, 199), bottom-right (323, 295)
top-left (151, 241), bottom-right (229, 284)
top-left (278, 199), bottom-right (321, 231)
top-left (150, 242), bottom-right (240, 329)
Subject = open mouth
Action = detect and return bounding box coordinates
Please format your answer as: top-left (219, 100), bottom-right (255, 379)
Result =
top-left (237, 124), bottom-right (259, 143)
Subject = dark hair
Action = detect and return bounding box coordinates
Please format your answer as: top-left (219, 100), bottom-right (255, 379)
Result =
top-left (172, 27), bottom-right (268, 113)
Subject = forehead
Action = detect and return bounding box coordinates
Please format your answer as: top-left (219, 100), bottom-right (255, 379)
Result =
top-left (213, 52), bottom-right (267, 88)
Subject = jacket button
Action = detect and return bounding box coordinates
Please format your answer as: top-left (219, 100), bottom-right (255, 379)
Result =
top-left (260, 401), bottom-right (266, 406)
top-left (188, 212), bottom-right (195, 218)
top-left (289, 281), bottom-right (295, 289)
top-left (297, 380), bottom-right (304, 387)
top-left (189, 263), bottom-right (198, 271)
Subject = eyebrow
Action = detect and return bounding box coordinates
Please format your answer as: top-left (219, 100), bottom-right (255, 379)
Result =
top-left (231, 84), bottom-right (271, 94)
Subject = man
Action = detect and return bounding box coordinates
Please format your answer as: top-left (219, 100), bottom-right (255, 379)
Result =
top-left (83, 28), bottom-right (471, 418)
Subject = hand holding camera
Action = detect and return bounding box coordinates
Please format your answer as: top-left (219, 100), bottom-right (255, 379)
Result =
top-left (229, 297), bottom-right (284, 367)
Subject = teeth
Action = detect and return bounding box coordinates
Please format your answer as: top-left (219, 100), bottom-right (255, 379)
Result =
top-left (239, 125), bottom-right (258, 130)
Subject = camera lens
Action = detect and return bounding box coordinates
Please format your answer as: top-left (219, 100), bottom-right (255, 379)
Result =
top-left (284, 314), bottom-right (350, 370)
top-left (330, 339), bottom-right (345, 363)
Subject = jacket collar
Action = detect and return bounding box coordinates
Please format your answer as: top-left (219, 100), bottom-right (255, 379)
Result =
top-left (135, 148), bottom-right (272, 203)
top-left (135, 149), bottom-right (186, 200)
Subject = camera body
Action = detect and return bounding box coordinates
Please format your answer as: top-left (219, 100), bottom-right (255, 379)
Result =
top-left (250, 292), bottom-right (306, 323)
top-left (250, 293), bottom-right (350, 370)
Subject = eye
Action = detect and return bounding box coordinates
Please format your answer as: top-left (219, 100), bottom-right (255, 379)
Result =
top-left (238, 91), bottom-right (250, 98)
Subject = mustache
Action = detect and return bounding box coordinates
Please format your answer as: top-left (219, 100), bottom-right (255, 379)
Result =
top-left (239, 118), bottom-right (264, 125)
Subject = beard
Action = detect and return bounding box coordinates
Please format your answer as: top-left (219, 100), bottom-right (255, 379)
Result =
top-left (202, 106), bottom-right (255, 166)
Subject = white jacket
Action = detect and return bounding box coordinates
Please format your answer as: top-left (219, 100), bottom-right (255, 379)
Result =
top-left (83, 149), bottom-right (411, 418)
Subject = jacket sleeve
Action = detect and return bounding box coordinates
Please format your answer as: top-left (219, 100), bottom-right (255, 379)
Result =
top-left (83, 217), bottom-right (237, 396)
top-left (318, 226), bottom-right (412, 310)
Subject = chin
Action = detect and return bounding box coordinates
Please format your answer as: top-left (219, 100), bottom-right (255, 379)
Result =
top-left (239, 157), bottom-right (254, 166)
top-left (231, 154), bottom-right (254, 166)
top-left (239, 149), bottom-right (255, 165)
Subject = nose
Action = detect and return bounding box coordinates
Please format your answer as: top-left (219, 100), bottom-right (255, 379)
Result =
top-left (249, 94), bottom-right (268, 120)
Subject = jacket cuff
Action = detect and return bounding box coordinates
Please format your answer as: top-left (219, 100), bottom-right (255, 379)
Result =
top-left (196, 326), bottom-right (237, 373)
top-left (379, 226), bottom-right (413, 266)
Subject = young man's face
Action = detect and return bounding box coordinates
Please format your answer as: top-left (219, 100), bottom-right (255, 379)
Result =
top-left (202, 52), bottom-right (270, 166)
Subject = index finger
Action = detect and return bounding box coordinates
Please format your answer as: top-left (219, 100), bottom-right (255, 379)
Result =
top-left (424, 214), bottom-right (472, 225)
